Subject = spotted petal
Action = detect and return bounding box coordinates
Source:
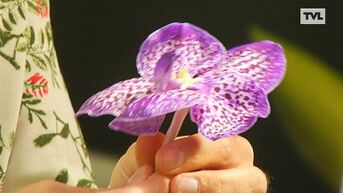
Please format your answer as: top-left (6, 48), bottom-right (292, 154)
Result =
top-left (224, 41), bottom-right (286, 93)
top-left (190, 95), bottom-right (258, 140)
top-left (77, 78), bottom-right (154, 117)
top-left (195, 70), bottom-right (270, 118)
top-left (117, 89), bottom-right (207, 119)
top-left (137, 22), bottom-right (226, 80)
top-left (190, 71), bottom-right (270, 140)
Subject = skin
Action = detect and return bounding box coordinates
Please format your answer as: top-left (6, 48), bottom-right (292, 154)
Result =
top-left (15, 133), bottom-right (267, 193)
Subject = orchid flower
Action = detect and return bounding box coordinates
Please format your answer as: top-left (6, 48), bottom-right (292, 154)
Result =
top-left (76, 22), bottom-right (286, 143)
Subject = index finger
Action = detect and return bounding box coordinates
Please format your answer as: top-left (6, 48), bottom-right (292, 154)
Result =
top-left (155, 134), bottom-right (254, 175)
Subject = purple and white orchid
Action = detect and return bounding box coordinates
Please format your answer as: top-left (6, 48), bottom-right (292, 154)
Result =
top-left (77, 22), bottom-right (286, 142)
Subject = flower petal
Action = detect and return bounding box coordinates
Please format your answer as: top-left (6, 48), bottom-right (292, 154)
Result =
top-left (190, 71), bottom-right (270, 140)
top-left (196, 71), bottom-right (270, 118)
top-left (117, 89), bottom-right (207, 120)
top-left (153, 51), bottom-right (175, 84)
top-left (109, 115), bottom-right (165, 135)
top-left (137, 22), bottom-right (226, 79)
top-left (190, 95), bottom-right (258, 140)
top-left (76, 78), bottom-right (155, 117)
top-left (153, 51), bottom-right (180, 91)
top-left (109, 89), bottom-right (206, 135)
top-left (225, 41), bottom-right (286, 93)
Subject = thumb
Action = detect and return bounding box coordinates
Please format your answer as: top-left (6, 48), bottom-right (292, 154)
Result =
top-left (109, 133), bottom-right (165, 188)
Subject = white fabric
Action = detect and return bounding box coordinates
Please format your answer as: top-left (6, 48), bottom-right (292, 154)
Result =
top-left (0, 1), bottom-right (95, 192)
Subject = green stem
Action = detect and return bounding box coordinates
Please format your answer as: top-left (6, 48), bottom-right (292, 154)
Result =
top-left (162, 108), bottom-right (189, 145)
top-left (53, 111), bottom-right (65, 124)
top-left (0, 50), bottom-right (20, 69)
top-left (12, 38), bottom-right (19, 58)
top-left (70, 132), bottom-right (93, 176)
top-left (27, 49), bottom-right (49, 55)
top-left (53, 112), bottom-right (93, 178)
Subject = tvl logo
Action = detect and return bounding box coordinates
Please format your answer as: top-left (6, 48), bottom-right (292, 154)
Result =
top-left (300, 8), bottom-right (326, 24)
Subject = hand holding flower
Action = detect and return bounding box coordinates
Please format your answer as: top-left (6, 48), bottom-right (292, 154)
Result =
top-left (110, 132), bottom-right (267, 193)
top-left (77, 22), bottom-right (285, 193)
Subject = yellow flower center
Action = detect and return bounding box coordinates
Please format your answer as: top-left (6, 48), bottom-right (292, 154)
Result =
top-left (174, 68), bottom-right (196, 89)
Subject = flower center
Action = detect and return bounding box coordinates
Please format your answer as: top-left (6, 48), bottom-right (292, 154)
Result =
top-left (174, 68), bottom-right (196, 89)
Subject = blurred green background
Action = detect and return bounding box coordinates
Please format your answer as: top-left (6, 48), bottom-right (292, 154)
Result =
top-left (50, 0), bottom-right (342, 192)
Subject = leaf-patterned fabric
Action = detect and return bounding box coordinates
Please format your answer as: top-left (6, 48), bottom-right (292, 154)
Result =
top-left (0, 0), bottom-right (95, 192)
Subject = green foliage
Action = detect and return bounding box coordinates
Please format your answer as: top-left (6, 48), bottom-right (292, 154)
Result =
top-left (30, 54), bottom-right (48, 70)
top-left (60, 124), bottom-right (70, 138)
top-left (0, 126), bottom-right (4, 147)
top-left (27, 1), bottom-right (38, 14)
top-left (76, 179), bottom-right (94, 187)
top-left (21, 94), bottom-right (48, 129)
top-left (8, 131), bottom-right (15, 147)
top-left (40, 29), bottom-right (45, 46)
top-left (0, 125), bottom-right (3, 155)
top-left (22, 93), bottom-right (33, 99)
top-left (0, 165), bottom-right (4, 180)
top-left (16, 41), bottom-right (28, 52)
top-left (29, 26), bottom-right (35, 46)
top-left (2, 17), bottom-right (11, 31)
top-left (250, 27), bottom-right (343, 188)
top-left (33, 133), bottom-right (56, 147)
top-left (8, 12), bottom-right (16, 24)
top-left (0, 31), bottom-right (15, 47)
top-left (55, 168), bottom-right (69, 184)
top-left (25, 22), bottom-right (61, 88)
top-left (51, 112), bottom-right (93, 179)
top-left (24, 99), bottom-right (41, 105)
top-left (18, 4), bottom-right (26, 20)
top-left (0, 125), bottom-right (15, 154)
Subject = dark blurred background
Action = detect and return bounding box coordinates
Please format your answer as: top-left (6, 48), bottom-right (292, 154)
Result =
top-left (50, 0), bottom-right (341, 192)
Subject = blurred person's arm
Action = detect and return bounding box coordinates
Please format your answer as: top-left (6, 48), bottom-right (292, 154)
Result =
top-left (0, 1), bottom-right (96, 191)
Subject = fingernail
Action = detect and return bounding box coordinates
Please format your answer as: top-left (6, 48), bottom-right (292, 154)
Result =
top-left (177, 176), bottom-right (199, 193)
top-left (164, 149), bottom-right (185, 171)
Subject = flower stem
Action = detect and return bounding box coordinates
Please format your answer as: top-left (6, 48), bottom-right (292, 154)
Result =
top-left (162, 108), bottom-right (189, 145)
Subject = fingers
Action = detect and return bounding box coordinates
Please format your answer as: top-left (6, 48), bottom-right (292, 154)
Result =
top-left (170, 166), bottom-right (267, 193)
top-left (155, 134), bottom-right (254, 175)
top-left (128, 173), bottom-right (170, 193)
top-left (135, 133), bottom-right (165, 166)
top-left (109, 143), bottom-right (139, 188)
top-left (109, 133), bottom-right (164, 188)
top-left (127, 165), bottom-right (154, 185)
top-left (101, 173), bottom-right (170, 193)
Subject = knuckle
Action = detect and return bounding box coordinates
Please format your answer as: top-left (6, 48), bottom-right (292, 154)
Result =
top-left (236, 136), bottom-right (254, 164)
top-left (198, 173), bottom-right (223, 193)
top-left (219, 136), bottom-right (254, 166)
top-left (216, 140), bottom-right (234, 166)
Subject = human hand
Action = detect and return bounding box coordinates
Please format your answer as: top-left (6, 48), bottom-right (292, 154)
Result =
top-left (15, 169), bottom-right (169, 193)
top-left (110, 133), bottom-right (268, 193)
